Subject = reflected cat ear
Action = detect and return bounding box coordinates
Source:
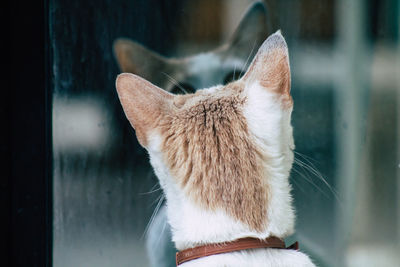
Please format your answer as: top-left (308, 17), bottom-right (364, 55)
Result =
top-left (115, 73), bottom-right (173, 147)
top-left (113, 38), bottom-right (177, 89)
top-left (242, 31), bottom-right (291, 100)
top-left (224, 1), bottom-right (271, 59)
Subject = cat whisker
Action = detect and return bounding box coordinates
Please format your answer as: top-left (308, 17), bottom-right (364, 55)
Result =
top-left (142, 194), bottom-right (165, 240)
top-left (139, 185), bottom-right (162, 195)
top-left (161, 72), bottom-right (188, 94)
top-left (156, 219), bottom-right (168, 248)
top-left (148, 182), bottom-right (161, 191)
top-left (293, 154), bottom-right (341, 203)
top-left (150, 192), bottom-right (164, 206)
top-left (292, 167), bottom-right (330, 198)
top-left (239, 39), bottom-right (258, 78)
top-left (294, 151), bottom-right (318, 163)
top-left (290, 176), bottom-right (306, 194)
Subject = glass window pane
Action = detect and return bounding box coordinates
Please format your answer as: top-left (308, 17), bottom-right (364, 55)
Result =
top-left (51, 0), bottom-right (400, 266)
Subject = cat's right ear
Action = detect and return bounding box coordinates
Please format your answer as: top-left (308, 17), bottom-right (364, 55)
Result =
top-left (113, 39), bottom-right (176, 89)
top-left (224, 1), bottom-right (271, 59)
top-left (242, 31), bottom-right (292, 106)
top-left (115, 73), bottom-right (173, 147)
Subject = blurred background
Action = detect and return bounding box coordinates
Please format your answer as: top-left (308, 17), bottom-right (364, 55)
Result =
top-left (50, 0), bottom-right (400, 266)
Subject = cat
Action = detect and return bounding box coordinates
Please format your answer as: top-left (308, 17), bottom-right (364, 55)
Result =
top-left (115, 31), bottom-right (316, 267)
top-left (113, 2), bottom-right (272, 266)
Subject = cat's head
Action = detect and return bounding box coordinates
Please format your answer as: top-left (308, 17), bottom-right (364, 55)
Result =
top-left (116, 31), bottom-right (294, 234)
top-left (113, 1), bottom-right (270, 93)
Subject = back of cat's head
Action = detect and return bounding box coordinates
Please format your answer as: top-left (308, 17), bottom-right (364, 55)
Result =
top-left (116, 32), bottom-right (295, 237)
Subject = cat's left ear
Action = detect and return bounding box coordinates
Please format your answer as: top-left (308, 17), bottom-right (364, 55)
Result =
top-left (223, 1), bottom-right (271, 59)
top-left (242, 31), bottom-right (291, 103)
top-left (115, 73), bottom-right (173, 147)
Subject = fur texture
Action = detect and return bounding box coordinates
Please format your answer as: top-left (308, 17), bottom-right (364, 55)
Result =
top-left (160, 82), bottom-right (268, 231)
top-left (116, 31), bottom-right (315, 266)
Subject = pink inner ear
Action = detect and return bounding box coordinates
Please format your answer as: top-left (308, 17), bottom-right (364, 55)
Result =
top-left (242, 32), bottom-right (291, 98)
top-left (259, 49), bottom-right (291, 94)
top-left (115, 73), bottom-right (173, 147)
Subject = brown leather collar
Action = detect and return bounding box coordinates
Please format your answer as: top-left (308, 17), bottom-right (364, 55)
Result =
top-left (176, 237), bottom-right (299, 266)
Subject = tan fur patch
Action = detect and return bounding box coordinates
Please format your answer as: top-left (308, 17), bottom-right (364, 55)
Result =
top-left (159, 83), bottom-right (268, 232)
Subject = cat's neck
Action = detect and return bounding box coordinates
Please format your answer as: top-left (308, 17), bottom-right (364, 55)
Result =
top-left (162, 171), bottom-right (295, 251)
top-left (148, 132), bottom-right (295, 251)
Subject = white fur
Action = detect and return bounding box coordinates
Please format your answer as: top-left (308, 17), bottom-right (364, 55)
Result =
top-left (145, 80), bottom-right (316, 266)
top-left (243, 82), bottom-right (295, 237)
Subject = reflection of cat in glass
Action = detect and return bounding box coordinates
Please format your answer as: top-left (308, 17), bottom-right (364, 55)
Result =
top-left (115, 29), bottom-right (316, 266)
top-left (114, 2), bottom-right (270, 93)
top-left (113, 2), bottom-right (280, 266)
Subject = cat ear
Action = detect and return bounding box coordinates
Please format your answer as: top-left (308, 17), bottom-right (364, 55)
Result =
top-left (115, 73), bottom-right (173, 147)
top-left (242, 31), bottom-right (291, 100)
top-left (113, 38), bottom-right (176, 89)
top-left (224, 1), bottom-right (270, 59)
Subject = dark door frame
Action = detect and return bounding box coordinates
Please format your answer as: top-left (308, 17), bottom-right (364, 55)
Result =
top-left (5, 1), bottom-right (52, 266)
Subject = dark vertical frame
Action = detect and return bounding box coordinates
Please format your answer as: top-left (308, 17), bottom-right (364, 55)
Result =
top-left (5, 0), bottom-right (52, 266)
